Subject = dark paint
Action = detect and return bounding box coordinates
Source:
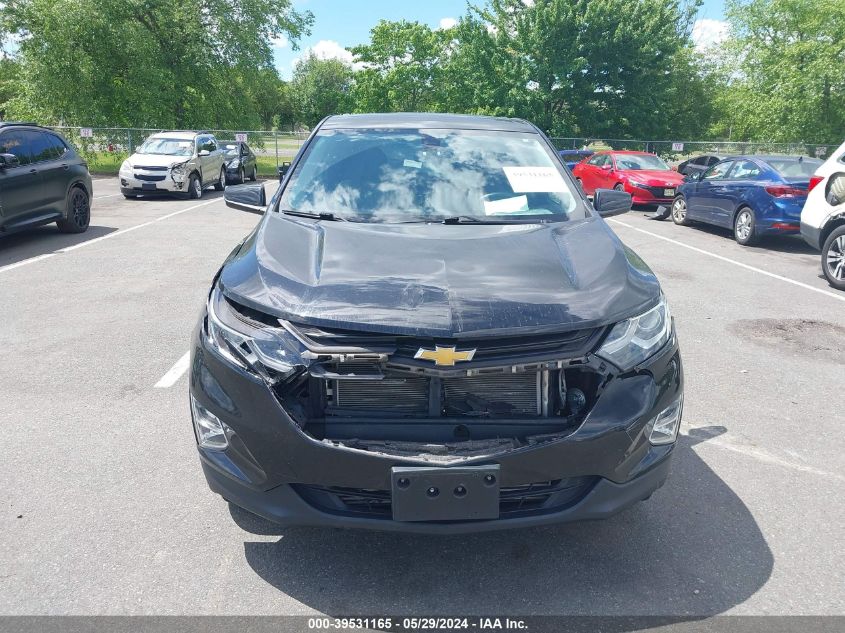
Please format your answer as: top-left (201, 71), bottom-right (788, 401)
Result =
top-left (192, 113), bottom-right (680, 532)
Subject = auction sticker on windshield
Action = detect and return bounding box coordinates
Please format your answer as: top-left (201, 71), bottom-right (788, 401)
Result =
top-left (503, 166), bottom-right (567, 193)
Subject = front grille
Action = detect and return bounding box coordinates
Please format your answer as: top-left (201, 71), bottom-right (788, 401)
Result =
top-left (286, 320), bottom-right (603, 365)
top-left (329, 370), bottom-right (541, 417)
top-left (334, 376), bottom-right (429, 414)
top-left (293, 476), bottom-right (598, 520)
top-left (134, 165), bottom-right (169, 171)
top-left (134, 174), bottom-right (166, 182)
top-left (643, 185), bottom-right (675, 198)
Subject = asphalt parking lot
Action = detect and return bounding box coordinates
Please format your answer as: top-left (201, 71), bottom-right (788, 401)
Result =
top-left (1, 178), bottom-right (843, 616)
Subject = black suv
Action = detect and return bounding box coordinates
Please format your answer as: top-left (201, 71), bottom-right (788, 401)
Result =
top-left (191, 113), bottom-right (683, 533)
top-left (0, 123), bottom-right (92, 235)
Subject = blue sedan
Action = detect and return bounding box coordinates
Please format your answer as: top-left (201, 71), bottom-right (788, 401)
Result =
top-left (671, 155), bottom-right (822, 245)
top-left (558, 149), bottom-right (594, 170)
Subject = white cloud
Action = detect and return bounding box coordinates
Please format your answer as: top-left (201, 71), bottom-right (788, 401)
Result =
top-left (438, 17), bottom-right (457, 30)
top-left (691, 18), bottom-right (729, 51)
top-left (270, 33), bottom-right (289, 49)
top-left (292, 39), bottom-right (363, 70)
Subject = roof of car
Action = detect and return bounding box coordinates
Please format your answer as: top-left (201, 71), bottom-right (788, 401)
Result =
top-left (151, 131), bottom-right (203, 139)
top-left (321, 113), bottom-right (536, 132)
top-left (0, 121), bottom-right (45, 129)
top-left (735, 154), bottom-right (821, 162)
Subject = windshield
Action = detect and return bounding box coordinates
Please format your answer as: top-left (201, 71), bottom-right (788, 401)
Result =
top-left (614, 154), bottom-right (670, 171)
top-left (222, 143), bottom-right (240, 157)
top-left (136, 137), bottom-right (193, 156)
top-left (768, 158), bottom-right (823, 178)
top-left (280, 128), bottom-right (584, 223)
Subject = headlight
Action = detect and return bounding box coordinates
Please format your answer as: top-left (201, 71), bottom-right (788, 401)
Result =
top-left (627, 179), bottom-right (648, 188)
top-left (119, 160), bottom-right (132, 174)
top-left (597, 296), bottom-right (673, 370)
top-left (171, 161), bottom-right (187, 177)
top-left (206, 285), bottom-right (299, 377)
top-left (229, 159), bottom-right (240, 168)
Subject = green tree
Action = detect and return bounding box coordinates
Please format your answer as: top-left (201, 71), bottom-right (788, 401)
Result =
top-left (0, 0), bottom-right (312, 128)
top-left (447, 0), bottom-right (704, 137)
top-left (349, 20), bottom-right (452, 113)
top-left (711, 0), bottom-right (845, 143)
top-left (290, 53), bottom-right (353, 128)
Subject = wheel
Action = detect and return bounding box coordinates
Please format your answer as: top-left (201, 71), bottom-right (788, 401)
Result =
top-left (239, 167), bottom-right (245, 184)
top-left (188, 173), bottom-right (202, 199)
top-left (57, 187), bottom-right (90, 233)
top-left (821, 225), bottom-right (845, 291)
top-left (733, 207), bottom-right (759, 246)
top-left (614, 183), bottom-right (625, 191)
top-left (671, 195), bottom-right (690, 226)
top-left (214, 166), bottom-right (226, 191)
top-left (249, 165), bottom-right (257, 181)
top-left (575, 178), bottom-right (583, 190)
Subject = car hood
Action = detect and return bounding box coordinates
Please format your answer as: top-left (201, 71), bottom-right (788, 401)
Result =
top-left (622, 170), bottom-right (685, 186)
top-left (219, 215), bottom-right (661, 337)
top-left (127, 153), bottom-right (190, 168)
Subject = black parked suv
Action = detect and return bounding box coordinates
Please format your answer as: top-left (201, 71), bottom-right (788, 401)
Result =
top-left (191, 113), bottom-right (683, 533)
top-left (0, 122), bottom-right (92, 235)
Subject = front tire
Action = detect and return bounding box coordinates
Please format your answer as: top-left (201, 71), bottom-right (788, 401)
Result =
top-left (248, 165), bottom-right (257, 181)
top-left (57, 187), bottom-right (90, 233)
top-left (214, 166), bottom-right (226, 191)
top-left (614, 183), bottom-right (625, 192)
top-left (821, 225), bottom-right (845, 291)
top-left (733, 207), bottom-right (759, 246)
top-left (188, 173), bottom-right (202, 199)
top-left (671, 195), bottom-right (690, 226)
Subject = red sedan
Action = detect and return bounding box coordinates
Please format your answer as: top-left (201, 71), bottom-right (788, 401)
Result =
top-left (572, 151), bottom-right (685, 206)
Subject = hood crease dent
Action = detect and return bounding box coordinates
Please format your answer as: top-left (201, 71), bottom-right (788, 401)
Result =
top-left (219, 214), bottom-right (661, 338)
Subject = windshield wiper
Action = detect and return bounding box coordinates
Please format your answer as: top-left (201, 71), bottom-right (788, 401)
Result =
top-left (441, 216), bottom-right (523, 225)
top-left (281, 209), bottom-right (345, 222)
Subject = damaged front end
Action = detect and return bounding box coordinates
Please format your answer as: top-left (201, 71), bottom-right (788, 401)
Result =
top-left (191, 283), bottom-right (682, 531)
top-left (204, 284), bottom-right (612, 459)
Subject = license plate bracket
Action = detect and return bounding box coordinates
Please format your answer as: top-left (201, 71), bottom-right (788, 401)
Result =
top-left (391, 465), bottom-right (500, 522)
top-left (141, 183), bottom-right (156, 191)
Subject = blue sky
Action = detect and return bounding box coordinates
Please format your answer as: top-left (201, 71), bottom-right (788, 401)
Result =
top-left (274, 0), bottom-right (729, 78)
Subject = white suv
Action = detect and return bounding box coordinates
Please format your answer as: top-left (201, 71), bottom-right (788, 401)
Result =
top-left (800, 140), bottom-right (845, 290)
top-left (119, 131), bottom-right (226, 199)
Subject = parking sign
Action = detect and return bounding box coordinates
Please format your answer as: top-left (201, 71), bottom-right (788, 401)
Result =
top-left (235, 133), bottom-right (248, 142)
top-left (80, 128), bottom-right (93, 138)
top-left (671, 142), bottom-right (684, 152)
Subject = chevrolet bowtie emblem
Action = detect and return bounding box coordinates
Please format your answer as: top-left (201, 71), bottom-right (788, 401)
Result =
top-left (414, 345), bottom-right (476, 367)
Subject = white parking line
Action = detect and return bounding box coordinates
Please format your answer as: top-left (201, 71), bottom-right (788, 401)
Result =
top-left (682, 423), bottom-right (845, 482)
top-left (609, 219), bottom-right (845, 303)
top-left (154, 351), bottom-right (191, 388)
top-left (93, 193), bottom-right (123, 199)
top-left (0, 198), bottom-right (222, 274)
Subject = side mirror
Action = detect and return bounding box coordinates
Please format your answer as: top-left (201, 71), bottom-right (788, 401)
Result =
top-left (277, 161), bottom-right (291, 182)
top-left (198, 149), bottom-right (210, 157)
top-left (224, 183), bottom-right (266, 214)
top-left (601, 163), bottom-right (613, 171)
top-left (0, 153), bottom-right (20, 168)
top-left (594, 188), bottom-right (632, 218)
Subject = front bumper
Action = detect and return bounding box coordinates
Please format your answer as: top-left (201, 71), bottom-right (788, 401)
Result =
top-left (119, 172), bottom-right (186, 194)
top-left (190, 320), bottom-right (683, 533)
top-left (627, 185), bottom-right (679, 206)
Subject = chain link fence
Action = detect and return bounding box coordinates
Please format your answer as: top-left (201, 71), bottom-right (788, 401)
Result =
top-left (550, 137), bottom-right (836, 164)
top-left (47, 126), bottom-right (309, 176)
top-left (42, 127), bottom-right (838, 175)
